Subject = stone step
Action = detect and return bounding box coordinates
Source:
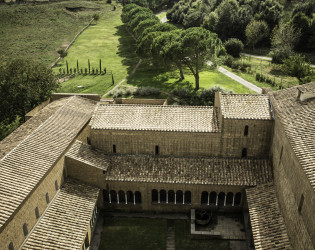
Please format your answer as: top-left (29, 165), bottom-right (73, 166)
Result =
top-left (166, 220), bottom-right (175, 250)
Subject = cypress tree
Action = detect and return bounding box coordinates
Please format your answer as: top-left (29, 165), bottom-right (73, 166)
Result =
top-left (99, 59), bottom-right (102, 73)
top-left (88, 59), bottom-right (90, 74)
top-left (66, 61), bottom-right (69, 75)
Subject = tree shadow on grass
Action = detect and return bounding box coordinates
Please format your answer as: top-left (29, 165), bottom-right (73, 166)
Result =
top-left (114, 24), bottom-right (193, 91)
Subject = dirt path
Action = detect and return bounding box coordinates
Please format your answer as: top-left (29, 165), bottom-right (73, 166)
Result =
top-left (241, 52), bottom-right (315, 68)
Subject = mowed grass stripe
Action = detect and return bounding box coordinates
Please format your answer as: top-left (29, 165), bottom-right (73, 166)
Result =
top-left (56, 5), bottom-right (139, 95)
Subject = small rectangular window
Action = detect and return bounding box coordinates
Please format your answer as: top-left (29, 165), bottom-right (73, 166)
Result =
top-left (298, 194), bottom-right (304, 213)
top-left (55, 180), bottom-right (59, 191)
top-left (46, 193), bottom-right (50, 204)
top-left (23, 223), bottom-right (28, 236)
top-left (244, 125), bottom-right (249, 136)
top-left (242, 148), bottom-right (247, 158)
top-left (155, 145), bottom-right (159, 155)
top-left (113, 144), bottom-right (116, 153)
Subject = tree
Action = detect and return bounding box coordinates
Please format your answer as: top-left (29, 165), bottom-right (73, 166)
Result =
top-left (202, 12), bottom-right (218, 32)
top-left (0, 60), bottom-right (58, 129)
top-left (271, 22), bottom-right (300, 63)
top-left (133, 19), bottom-right (159, 38)
top-left (182, 10), bottom-right (203, 28)
top-left (282, 54), bottom-right (312, 84)
top-left (245, 19), bottom-right (269, 50)
top-left (258, 0), bottom-right (283, 30)
top-left (215, 0), bottom-right (241, 41)
top-left (224, 38), bottom-right (244, 57)
top-left (57, 49), bottom-right (67, 58)
top-left (152, 30), bottom-right (186, 80)
top-left (180, 27), bottom-right (222, 90)
top-left (290, 12), bottom-right (311, 51)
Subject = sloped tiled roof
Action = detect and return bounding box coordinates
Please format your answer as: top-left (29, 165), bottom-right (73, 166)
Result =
top-left (105, 155), bottom-right (272, 185)
top-left (0, 97), bottom-right (95, 230)
top-left (66, 140), bottom-right (109, 171)
top-left (268, 82), bottom-right (315, 190)
top-left (22, 179), bottom-right (99, 250)
top-left (90, 104), bottom-right (220, 133)
top-left (246, 183), bottom-right (292, 249)
top-left (220, 94), bottom-right (272, 120)
top-left (0, 98), bottom-right (69, 159)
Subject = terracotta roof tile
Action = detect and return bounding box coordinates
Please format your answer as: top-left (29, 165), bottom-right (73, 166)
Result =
top-left (268, 82), bottom-right (315, 191)
top-left (246, 183), bottom-right (292, 249)
top-left (66, 140), bottom-right (109, 171)
top-left (220, 94), bottom-right (272, 120)
top-left (90, 104), bottom-right (220, 133)
top-left (105, 155), bottom-right (272, 186)
top-left (0, 97), bottom-right (95, 230)
top-left (22, 179), bottom-right (99, 250)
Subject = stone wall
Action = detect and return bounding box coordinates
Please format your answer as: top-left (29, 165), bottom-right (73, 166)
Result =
top-left (90, 129), bottom-right (222, 157)
top-left (113, 98), bottom-right (167, 105)
top-left (221, 119), bottom-right (272, 158)
top-left (271, 116), bottom-right (315, 249)
top-left (0, 155), bottom-right (65, 250)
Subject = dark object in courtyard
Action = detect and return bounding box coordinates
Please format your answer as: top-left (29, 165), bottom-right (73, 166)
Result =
top-left (196, 210), bottom-right (211, 226)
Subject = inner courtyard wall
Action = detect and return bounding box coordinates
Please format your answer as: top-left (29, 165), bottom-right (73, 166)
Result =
top-left (271, 116), bottom-right (315, 249)
top-left (90, 129), bottom-right (222, 157)
top-left (221, 119), bottom-right (273, 158)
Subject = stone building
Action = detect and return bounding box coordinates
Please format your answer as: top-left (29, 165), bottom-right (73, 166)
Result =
top-left (0, 83), bottom-right (314, 250)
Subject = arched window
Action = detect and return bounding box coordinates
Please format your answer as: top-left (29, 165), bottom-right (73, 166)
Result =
top-left (103, 190), bottom-right (110, 203)
top-left (226, 192), bottom-right (233, 206)
top-left (234, 192), bottom-right (242, 206)
top-left (209, 191), bottom-right (217, 205)
top-left (118, 190), bottom-right (125, 204)
top-left (184, 191), bottom-right (191, 204)
top-left (152, 189), bottom-right (158, 203)
top-left (160, 190), bottom-right (166, 203)
top-left (135, 191), bottom-right (141, 204)
top-left (244, 125), bottom-right (249, 136)
top-left (201, 191), bottom-right (208, 205)
top-left (110, 190), bottom-right (117, 203)
top-left (8, 242), bottom-right (14, 250)
top-left (242, 148), bottom-right (247, 158)
top-left (218, 192), bottom-right (225, 207)
top-left (168, 190), bottom-right (175, 203)
top-left (35, 207), bottom-right (40, 219)
top-left (23, 223), bottom-right (28, 236)
top-left (127, 191), bottom-right (133, 204)
top-left (176, 190), bottom-right (183, 204)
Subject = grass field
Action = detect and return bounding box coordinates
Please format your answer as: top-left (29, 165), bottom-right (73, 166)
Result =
top-left (55, 4), bottom-right (139, 95)
top-left (99, 217), bottom-right (167, 250)
top-left (224, 56), bottom-right (315, 90)
top-left (99, 217), bottom-right (230, 250)
top-left (124, 61), bottom-right (254, 94)
top-left (0, 1), bottom-right (108, 66)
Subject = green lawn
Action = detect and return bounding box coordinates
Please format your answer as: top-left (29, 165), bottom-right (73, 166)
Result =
top-left (99, 217), bottom-right (230, 250)
top-left (99, 217), bottom-right (167, 250)
top-left (125, 61), bottom-right (254, 94)
top-left (56, 4), bottom-right (139, 95)
top-left (0, 1), bottom-right (107, 66)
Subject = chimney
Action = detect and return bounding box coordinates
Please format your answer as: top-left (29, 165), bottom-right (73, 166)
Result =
top-left (297, 87), bottom-right (315, 102)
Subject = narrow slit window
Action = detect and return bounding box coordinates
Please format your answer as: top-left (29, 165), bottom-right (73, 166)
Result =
top-left (46, 192), bottom-right (50, 204)
top-left (35, 207), bottom-right (40, 219)
top-left (113, 144), bottom-right (116, 153)
top-left (244, 125), bottom-right (249, 136)
top-left (155, 145), bottom-right (159, 155)
top-left (298, 194), bottom-right (304, 213)
top-left (23, 223), bottom-right (28, 236)
top-left (55, 180), bottom-right (59, 191)
top-left (8, 242), bottom-right (14, 250)
top-left (242, 148), bottom-right (247, 158)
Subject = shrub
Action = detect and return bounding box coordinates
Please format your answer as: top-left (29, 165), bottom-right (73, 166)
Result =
top-left (172, 88), bottom-right (191, 99)
top-left (221, 55), bottom-right (234, 68)
top-left (85, 68), bottom-right (88, 74)
top-left (96, 69), bottom-right (98, 74)
top-left (69, 68), bottom-right (72, 74)
top-left (57, 49), bottom-right (67, 58)
top-left (92, 68), bottom-right (95, 75)
top-left (134, 86), bottom-right (161, 96)
top-left (74, 68), bottom-right (76, 74)
top-left (224, 38), bottom-right (244, 58)
top-left (107, 0), bottom-right (112, 4)
top-left (104, 67), bottom-right (107, 74)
